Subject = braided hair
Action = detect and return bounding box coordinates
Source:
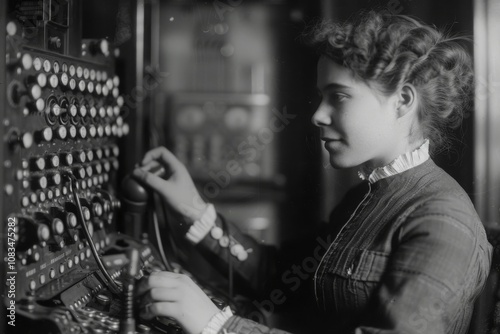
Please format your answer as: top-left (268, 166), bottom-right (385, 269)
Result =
top-left (307, 11), bottom-right (474, 152)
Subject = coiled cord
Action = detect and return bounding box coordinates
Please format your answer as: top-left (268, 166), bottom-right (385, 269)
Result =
top-left (119, 248), bottom-right (140, 334)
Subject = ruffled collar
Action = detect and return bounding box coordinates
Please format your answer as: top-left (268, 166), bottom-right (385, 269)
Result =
top-left (358, 139), bottom-right (430, 184)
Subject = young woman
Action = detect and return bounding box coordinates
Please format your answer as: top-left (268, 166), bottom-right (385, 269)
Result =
top-left (133, 11), bottom-right (492, 334)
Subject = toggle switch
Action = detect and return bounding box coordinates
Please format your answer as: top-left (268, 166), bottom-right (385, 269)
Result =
top-left (48, 74), bottom-right (59, 88)
top-left (50, 103), bottom-right (62, 118)
top-left (88, 39), bottom-right (110, 57)
top-left (15, 216), bottom-right (51, 251)
top-left (60, 152), bottom-right (74, 166)
top-left (78, 126), bottom-right (87, 139)
top-left (25, 98), bottom-right (45, 114)
top-left (76, 66), bottom-right (83, 78)
top-left (59, 72), bottom-right (69, 89)
top-left (26, 73), bottom-right (47, 88)
top-left (72, 167), bottom-right (86, 179)
top-left (7, 129), bottom-right (34, 149)
top-left (68, 125), bottom-right (77, 139)
top-left (35, 127), bottom-right (53, 143)
top-left (47, 172), bottom-right (61, 186)
top-left (42, 59), bottom-right (51, 72)
top-left (55, 125), bottom-right (68, 140)
top-left (31, 176), bottom-right (48, 190)
top-left (86, 150), bottom-right (94, 162)
top-left (29, 156), bottom-right (46, 171)
top-left (74, 151), bottom-right (86, 163)
top-left (47, 154), bottom-right (60, 168)
top-left (7, 53), bottom-right (33, 71)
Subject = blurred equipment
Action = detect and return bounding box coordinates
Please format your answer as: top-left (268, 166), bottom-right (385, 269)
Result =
top-left (160, 2), bottom-right (290, 245)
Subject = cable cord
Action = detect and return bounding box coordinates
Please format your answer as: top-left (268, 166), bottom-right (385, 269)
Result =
top-left (96, 188), bottom-right (113, 201)
top-left (151, 194), bottom-right (174, 271)
top-left (150, 185), bottom-right (182, 270)
top-left (219, 214), bottom-right (233, 300)
top-left (63, 173), bottom-right (122, 295)
top-left (119, 248), bottom-right (140, 334)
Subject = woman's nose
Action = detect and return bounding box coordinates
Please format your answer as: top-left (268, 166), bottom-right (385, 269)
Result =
top-left (311, 102), bottom-right (332, 127)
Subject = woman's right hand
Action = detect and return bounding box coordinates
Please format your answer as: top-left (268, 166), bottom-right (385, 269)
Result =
top-left (132, 146), bottom-right (208, 223)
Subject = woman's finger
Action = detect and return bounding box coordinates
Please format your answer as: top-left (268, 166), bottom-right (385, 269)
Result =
top-left (136, 272), bottom-right (186, 296)
top-left (138, 287), bottom-right (183, 309)
top-left (140, 160), bottom-right (163, 173)
top-left (132, 168), bottom-right (168, 194)
top-left (150, 287), bottom-right (183, 302)
top-left (136, 272), bottom-right (222, 334)
top-left (140, 147), bottom-right (168, 165)
top-left (140, 301), bottom-right (179, 320)
top-left (141, 146), bottom-right (183, 169)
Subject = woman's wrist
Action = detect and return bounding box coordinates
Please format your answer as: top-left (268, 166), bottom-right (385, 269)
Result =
top-left (177, 193), bottom-right (210, 224)
top-left (201, 306), bottom-right (233, 334)
top-left (185, 204), bottom-right (217, 244)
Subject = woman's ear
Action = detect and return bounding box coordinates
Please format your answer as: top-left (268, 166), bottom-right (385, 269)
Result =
top-left (396, 83), bottom-right (418, 118)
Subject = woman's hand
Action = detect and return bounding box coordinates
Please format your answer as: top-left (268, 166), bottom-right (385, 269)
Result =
top-left (132, 146), bottom-right (207, 222)
top-left (137, 271), bottom-right (221, 334)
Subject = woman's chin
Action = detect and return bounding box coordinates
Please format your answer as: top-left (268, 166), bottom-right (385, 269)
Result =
top-left (327, 153), bottom-right (363, 170)
top-left (328, 157), bottom-right (353, 169)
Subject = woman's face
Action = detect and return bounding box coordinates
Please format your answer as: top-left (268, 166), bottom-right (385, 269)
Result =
top-left (312, 57), bottom-right (403, 170)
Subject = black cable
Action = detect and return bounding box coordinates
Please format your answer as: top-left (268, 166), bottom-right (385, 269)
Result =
top-left (219, 214), bottom-right (233, 300)
top-left (63, 172), bottom-right (122, 295)
top-left (96, 188), bottom-right (114, 204)
top-left (157, 194), bottom-right (182, 261)
top-left (151, 192), bottom-right (174, 271)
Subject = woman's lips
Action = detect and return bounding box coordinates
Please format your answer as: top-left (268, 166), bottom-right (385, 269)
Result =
top-left (322, 138), bottom-right (343, 150)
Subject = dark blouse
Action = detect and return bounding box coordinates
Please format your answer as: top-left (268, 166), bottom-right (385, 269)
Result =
top-left (196, 159), bottom-right (492, 334)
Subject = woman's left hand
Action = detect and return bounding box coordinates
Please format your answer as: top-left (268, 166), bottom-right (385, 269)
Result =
top-left (137, 271), bottom-right (221, 334)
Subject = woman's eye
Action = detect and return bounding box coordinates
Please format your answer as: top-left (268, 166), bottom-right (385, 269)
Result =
top-left (329, 93), bottom-right (348, 103)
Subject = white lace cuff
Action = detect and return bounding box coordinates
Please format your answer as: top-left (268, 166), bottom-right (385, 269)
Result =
top-left (185, 204), bottom-right (216, 244)
top-left (201, 306), bottom-right (233, 334)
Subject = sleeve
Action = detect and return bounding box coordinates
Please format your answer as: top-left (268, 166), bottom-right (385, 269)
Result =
top-left (202, 307), bottom-right (234, 334)
top-left (194, 212), bottom-right (279, 295)
top-left (356, 199), bottom-right (492, 334)
top-left (194, 213), bottom-right (314, 334)
top-left (219, 316), bottom-right (293, 334)
top-left (201, 308), bottom-right (294, 334)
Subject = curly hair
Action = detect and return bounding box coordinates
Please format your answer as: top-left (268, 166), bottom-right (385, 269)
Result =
top-left (306, 11), bottom-right (474, 152)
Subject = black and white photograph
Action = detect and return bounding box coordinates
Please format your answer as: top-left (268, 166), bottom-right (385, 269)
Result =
top-left (0, 0), bottom-right (499, 333)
